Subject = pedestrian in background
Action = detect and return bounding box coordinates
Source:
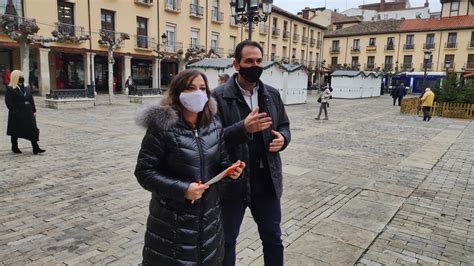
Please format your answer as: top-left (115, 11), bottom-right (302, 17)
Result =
top-left (316, 85), bottom-right (332, 120)
top-left (218, 73), bottom-right (230, 85)
top-left (213, 40), bottom-right (291, 266)
top-left (391, 82), bottom-right (406, 106)
top-left (5, 70), bottom-right (45, 154)
top-left (420, 88), bottom-right (435, 121)
top-left (2, 67), bottom-right (11, 91)
top-left (134, 69), bottom-right (245, 265)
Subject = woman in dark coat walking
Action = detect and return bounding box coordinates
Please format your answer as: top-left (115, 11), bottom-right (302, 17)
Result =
top-left (5, 70), bottom-right (45, 154)
top-left (134, 69), bottom-right (245, 265)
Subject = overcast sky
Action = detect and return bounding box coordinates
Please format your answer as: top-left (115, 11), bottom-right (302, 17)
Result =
top-left (273, 0), bottom-right (441, 14)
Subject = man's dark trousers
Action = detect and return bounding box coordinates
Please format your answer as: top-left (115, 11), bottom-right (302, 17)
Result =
top-left (221, 192), bottom-right (283, 266)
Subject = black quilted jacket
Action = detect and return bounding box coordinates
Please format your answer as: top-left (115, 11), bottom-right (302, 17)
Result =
top-left (134, 98), bottom-right (227, 265)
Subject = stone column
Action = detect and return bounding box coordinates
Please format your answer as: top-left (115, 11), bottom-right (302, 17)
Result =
top-left (123, 55), bottom-right (132, 94)
top-left (152, 58), bottom-right (159, 88)
top-left (84, 52), bottom-right (95, 90)
top-left (38, 48), bottom-right (51, 97)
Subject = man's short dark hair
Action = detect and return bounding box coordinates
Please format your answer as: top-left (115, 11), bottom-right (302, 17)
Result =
top-left (234, 40), bottom-right (263, 63)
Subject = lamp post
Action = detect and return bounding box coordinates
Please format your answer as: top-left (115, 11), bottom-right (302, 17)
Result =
top-left (318, 60), bottom-right (326, 91)
top-left (230, 0), bottom-right (273, 40)
top-left (423, 49), bottom-right (432, 91)
top-left (155, 33), bottom-right (167, 92)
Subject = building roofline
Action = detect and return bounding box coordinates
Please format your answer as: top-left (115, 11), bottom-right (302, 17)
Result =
top-left (272, 5), bottom-right (326, 30)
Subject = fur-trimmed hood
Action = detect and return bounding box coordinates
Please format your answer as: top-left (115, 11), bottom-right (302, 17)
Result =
top-left (135, 96), bottom-right (218, 130)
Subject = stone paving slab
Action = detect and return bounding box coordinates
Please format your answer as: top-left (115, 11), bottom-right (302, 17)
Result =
top-left (0, 94), bottom-right (473, 265)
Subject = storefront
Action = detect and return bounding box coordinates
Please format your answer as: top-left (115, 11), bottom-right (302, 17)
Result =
top-left (161, 59), bottom-right (178, 86)
top-left (54, 52), bottom-right (85, 90)
top-left (94, 55), bottom-right (122, 93)
top-left (131, 58), bottom-right (152, 87)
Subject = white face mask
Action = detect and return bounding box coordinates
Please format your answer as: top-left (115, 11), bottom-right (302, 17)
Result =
top-left (179, 89), bottom-right (208, 113)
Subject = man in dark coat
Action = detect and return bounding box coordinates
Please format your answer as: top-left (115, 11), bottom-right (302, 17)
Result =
top-left (5, 70), bottom-right (45, 154)
top-left (212, 40), bottom-right (291, 266)
top-left (391, 82), bottom-right (407, 106)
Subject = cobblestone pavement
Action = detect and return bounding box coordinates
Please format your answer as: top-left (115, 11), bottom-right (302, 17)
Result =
top-left (0, 93), bottom-right (473, 265)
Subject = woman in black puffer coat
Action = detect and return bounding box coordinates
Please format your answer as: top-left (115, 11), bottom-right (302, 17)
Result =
top-left (135, 69), bottom-right (244, 265)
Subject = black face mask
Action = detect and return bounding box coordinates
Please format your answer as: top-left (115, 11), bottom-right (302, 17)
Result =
top-left (18, 77), bottom-right (24, 84)
top-left (239, 65), bottom-right (263, 83)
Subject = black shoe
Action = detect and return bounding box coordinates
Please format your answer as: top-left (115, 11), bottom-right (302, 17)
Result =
top-left (427, 117), bottom-right (431, 121)
top-left (12, 147), bottom-right (22, 154)
top-left (33, 148), bottom-right (46, 155)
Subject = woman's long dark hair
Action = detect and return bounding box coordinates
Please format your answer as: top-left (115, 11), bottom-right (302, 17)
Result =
top-left (163, 69), bottom-right (214, 127)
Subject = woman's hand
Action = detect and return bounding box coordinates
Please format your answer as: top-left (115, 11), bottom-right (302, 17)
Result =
top-left (185, 182), bottom-right (209, 201)
top-left (228, 161), bottom-right (246, 180)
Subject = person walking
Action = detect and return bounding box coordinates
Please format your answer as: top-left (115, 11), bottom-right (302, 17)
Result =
top-left (218, 73), bottom-right (230, 85)
top-left (134, 69), bottom-right (245, 265)
top-left (392, 82), bottom-right (406, 106)
top-left (315, 85), bottom-right (332, 120)
top-left (212, 40), bottom-right (291, 266)
top-left (5, 70), bottom-right (45, 154)
top-left (420, 87), bottom-right (435, 121)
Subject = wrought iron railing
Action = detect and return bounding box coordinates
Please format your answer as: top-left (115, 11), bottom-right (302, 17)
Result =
top-left (259, 24), bottom-right (268, 34)
top-left (293, 33), bottom-right (300, 42)
top-left (402, 62), bottom-right (413, 70)
top-left (423, 43), bottom-right (435, 49)
top-left (351, 46), bottom-right (360, 52)
top-left (165, 0), bottom-right (181, 12)
top-left (211, 9), bottom-right (223, 22)
top-left (302, 36), bottom-right (308, 44)
top-left (165, 41), bottom-right (183, 52)
top-left (420, 62), bottom-right (433, 70)
top-left (469, 41), bottom-right (474, 48)
top-left (329, 47), bottom-right (340, 54)
top-left (445, 42), bottom-right (457, 49)
top-left (384, 44), bottom-right (395, 51)
top-left (0, 14), bottom-right (36, 31)
top-left (272, 28), bottom-right (280, 36)
top-left (403, 43), bottom-right (415, 50)
top-left (55, 22), bottom-right (86, 37)
top-left (189, 4), bottom-right (204, 17)
top-left (310, 38), bottom-right (316, 46)
top-left (47, 89), bottom-right (94, 99)
top-left (135, 35), bottom-right (155, 49)
top-left (129, 86), bottom-right (162, 96)
top-left (465, 62), bottom-right (474, 69)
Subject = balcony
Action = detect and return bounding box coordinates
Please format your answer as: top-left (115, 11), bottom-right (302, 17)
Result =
top-left (272, 28), bottom-right (280, 36)
top-left (0, 14), bottom-right (36, 32)
top-left (271, 55), bottom-right (280, 61)
top-left (442, 62), bottom-right (455, 70)
top-left (55, 22), bottom-right (86, 37)
top-left (165, 41), bottom-right (183, 53)
top-left (384, 44), bottom-right (395, 51)
top-left (329, 47), bottom-right (340, 54)
top-left (189, 44), bottom-right (205, 51)
top-left (100, 30), bottom-right (128, 47)
top-left (403, 43), bottom-right (415, 50)
top-left (364, 64), bottom-right (376, 71)
top-left (229, 16), bottom-right (239, 27)
top-left (468, 41), bottom-right (474, 49)
top-left (444, 42), bottom-right (457, 49)
top-left (420, 62), bottom-right (434, 70)
top-left (382, 63), bottom-right (393, 71)
top-left (135, 35), bottom-right (155, 50)
top-left (282, 30), bottom-right (290, 39)
top-left (211, 47), bottom-right (224, 56)
top-left (189, 4), bottom-right (204, 18)
top-left (291, 58), bottom-right (300, 64)
top-left (211, 9), bottom-right (224, 23)
top-left (351, 46), bottom-right (360, 53)
top-left (351, 64), bottom-right (361, 70)
top-left (259, 24), bottom-right (268, 35)
top-left (309, 60), bottom-right (316, 67)
top-left (366, 45), bottom-right (377, 52)
top-left (293, 33), bottom-right (300, 43)
top-left (165, 0), bottom-right (181, 12)
top-left (465, 62), bottom-right (474, 70)
top-left (317, 40), bottom-right (321, 48)
top-left (135, 0), bottom-right (153, 6)
top-left (302, 36), bottom-right (308, 44)
top-left (310, 38), bottom-right (316, 46)
top-left (401, 62), bottom-right (413, 71)
top-left (423, 43), bottom-right (436, 49)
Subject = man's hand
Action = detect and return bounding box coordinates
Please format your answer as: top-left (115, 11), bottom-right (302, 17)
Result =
top-left (185, 182), bottom-right (209, 202)
top-left (244, 107), bottom-right (272, 133)
top-left (269, 130), bottom-right (284, 152)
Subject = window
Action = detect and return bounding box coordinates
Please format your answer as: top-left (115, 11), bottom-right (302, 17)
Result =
top-left (101, 9), bottom-right (115, 31)
top-left (386, 37), bottom-right (394, 50)
top-left (190, 28), bottom-right (199, 48)
top-left (136, 17), bottom-right (148, 48)
top-left (425, 34), bottom-right (435, 49)
top-left (230, 36), bottom-right (237, 51)
top-left (353, 39), bottom-right (360, 50)
top-left (165, 24), bottom-right (176, 50)
top-left (384, 56), bottom-right (393, 70)
top-left (282, 46), bottom-right (287, 58)
top-left (383, 14), bottom-right (388, 20)
top-left (211, 32), bottom-right (219, 50)
top-left (1, 0), bottom-right (23, 17)
top-left (406, 35), bottom-right (414, 45)
top-left (331, 57), bottom-right (338, 67)
top-left (367, 56), bottom-right (375, 68)
top-left (57, 1), bottom-right (75, 36)
top-left (369, 38), bottom-right (376, 46)
top-left (211, 0), bottom-right (220, 21)
top-left (292, 48), bottom-right (296, 58)
top-left (444, 54), bottom-right (454, 68)
top-left (336, 24), bottom-right (342, 30)
top-left (450, 1), bottom-right (459, 12)
top-left (467, 54), bottom-right (474, 69)
top-left (301, 50), bottom-right (305, 62)
top-left (403, 55), bottom-right (412, 69)
top-left (351, 56), bottom-right (359, 67)
top-left (271, 44), bottom-right (276, 60)
top-left (470, 32), bottom-right (474, 48)
top-left (309, 51), bottom-right (313, 62)
top-left (332, 40), bottom-right (339, 49)
top-left (447, 32), bottom-right (457, 48)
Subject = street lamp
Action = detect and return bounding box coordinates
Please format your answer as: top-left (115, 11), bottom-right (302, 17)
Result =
top-left (155, 33), bottom-right (167, 92)
top-left (318, 60), bottom-right (326, 91)
top-left (230, 0), bottom-right (273, 40)
top-left (423, 49), bottom-right (432, 91)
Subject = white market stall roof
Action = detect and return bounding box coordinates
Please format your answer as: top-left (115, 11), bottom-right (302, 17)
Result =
top-left (187, 58), bottom-right (308, 73)
top-left (331, 70), bottom-right (384, 78)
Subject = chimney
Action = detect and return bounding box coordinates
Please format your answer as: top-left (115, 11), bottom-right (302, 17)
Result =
top-left (380, 0), bottom-right (385, 11)
top-left (424, 0), bottom-right (429, 8)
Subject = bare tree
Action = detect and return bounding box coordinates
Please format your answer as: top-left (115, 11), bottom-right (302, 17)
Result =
top-left (98, 30), bottom-right (129, 104)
